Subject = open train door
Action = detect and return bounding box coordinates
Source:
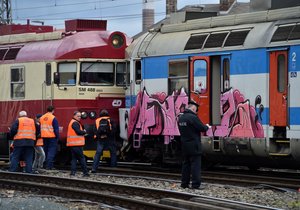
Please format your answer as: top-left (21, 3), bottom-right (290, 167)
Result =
top-left (269, 50), bottom-right (288, 128)
top-left (189, 56), bottom-right (210, 124)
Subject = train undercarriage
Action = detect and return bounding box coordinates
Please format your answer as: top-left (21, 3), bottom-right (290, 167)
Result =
top-left (121, 135), bottom-right (300, 170)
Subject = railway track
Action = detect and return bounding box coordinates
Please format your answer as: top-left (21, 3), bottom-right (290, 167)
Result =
top-left (0, 171), bottom-right (279, 210)
top-left (88, 167), bottom-right (300, 191)
top-left (1, 162), bottom-right (299, 190)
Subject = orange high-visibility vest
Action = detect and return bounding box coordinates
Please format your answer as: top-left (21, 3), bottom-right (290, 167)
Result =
top-left (36, 138), bottom-right (43, 146)
top-left (40, 112), bottom-right (55, 138)
top-left (14, 117), bottom-right (36, 140)
top-left (95, 116), bottom-right (111, 130)
top-left (94, 116), bottom-right (111, 139)
top-left (66, 119), bottom-right (85, 147)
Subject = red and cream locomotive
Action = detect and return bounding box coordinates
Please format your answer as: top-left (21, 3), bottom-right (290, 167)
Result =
top-left (0, 19), bottom-right (131, 162)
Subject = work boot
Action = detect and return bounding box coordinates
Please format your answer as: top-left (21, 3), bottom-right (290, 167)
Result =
top-left (83, 173), bottom-right (90, 177)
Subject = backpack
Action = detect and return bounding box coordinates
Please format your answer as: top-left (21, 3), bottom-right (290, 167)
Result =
top-left (97, 118), bottom-right (111, 139)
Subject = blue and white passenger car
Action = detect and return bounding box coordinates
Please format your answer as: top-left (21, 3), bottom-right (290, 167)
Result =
top-left (120, 6), bottom-right (300, 168)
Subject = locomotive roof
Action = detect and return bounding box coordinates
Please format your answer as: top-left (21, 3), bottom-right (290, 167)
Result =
top-left (128, 6), bottom-right (300, 58)
top-left (0, 30), bottom-right (130, 62)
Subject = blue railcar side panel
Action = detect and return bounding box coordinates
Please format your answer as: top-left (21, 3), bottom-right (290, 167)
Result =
top-left (258, 108), bottom-right (269, 125)
top-left (290, 107), bottom-right (300, 125)
top-left (230, 49), bottom-right (267, 75)
top-left (143, 57), bottom-right (167, 79)
top-left (142, 49), bottom-right (268, 80)
top-left (289, 45), bottom-right (300, 72)
top-left (253, 107), bottom-right (300, 125)
top-left (139, 47), bottom-right (300, 126)
top-left (143, 55), bottom-right (188, 79)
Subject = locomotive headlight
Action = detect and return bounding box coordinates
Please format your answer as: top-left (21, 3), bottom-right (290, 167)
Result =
top-left (111, 34), bottom-right (124, 48)
top-left (81, 111), bottom-right (88, 119)
top-left (89, 111), bottom-right (97, 119)
top-left (112, 38), bottom-right (119, 46)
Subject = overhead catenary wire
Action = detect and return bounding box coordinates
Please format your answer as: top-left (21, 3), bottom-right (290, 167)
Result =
top-left (12, 0), bottom-right (163, 12)
top-left (13, 0), bottom-right (165, 23)
top-left (13, 11), bottom-right (165, 22)
top-left (11, 0), bottom-right (169, 35)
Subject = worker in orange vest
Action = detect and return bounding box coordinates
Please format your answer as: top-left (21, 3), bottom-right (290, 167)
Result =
top-left (9, 111), bottom-right (36, 173)
top-left (40, 105), bottom-right (59, 170)
top-left (67, 111), bottom-right (89, 177)
top-left (32, 114), bottom-right (45, 173)
top-left (91, 109), bottom-right (117, 173)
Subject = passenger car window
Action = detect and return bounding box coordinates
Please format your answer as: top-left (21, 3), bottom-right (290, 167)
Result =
top-left (168, 60), bottom-right (188, 94)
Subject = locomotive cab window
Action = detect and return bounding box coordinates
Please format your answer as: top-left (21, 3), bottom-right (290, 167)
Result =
top-left (57, 63), bottom-right (77, 85)
top-left (116, 62), bottom-right (129, 86)
top-left (168, 60), bottom-right (188, 95)
top-left (80, 62), bottom-right (114, 86)
top-left (11, 67), bottom-right (25, 99)
top-left (135, 60), bottom-right (142, 84)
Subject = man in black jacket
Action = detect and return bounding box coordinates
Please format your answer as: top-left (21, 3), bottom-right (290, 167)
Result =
top-left (178, 100), bottom-right (209, 189)
top-left (91, 109), bottom-right (117, 173)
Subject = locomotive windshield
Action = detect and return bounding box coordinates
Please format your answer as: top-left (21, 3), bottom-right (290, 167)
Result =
top-left (80, 62), bottom-right (114, 86)
top-left (57, 63), bottom-right (77, 85)
top-left (57, 62), bottom-right (128, 86)
top-left (116, 62), bottom-right (129, 86)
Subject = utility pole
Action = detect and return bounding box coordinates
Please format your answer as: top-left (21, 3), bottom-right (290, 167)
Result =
top-left (0, 0), bottom-right (12, 24)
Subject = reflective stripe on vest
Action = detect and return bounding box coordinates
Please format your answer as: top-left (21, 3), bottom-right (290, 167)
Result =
top-left (66, 119), bottom-right (85, 147)
top-left (36, 138), bottom-right (43, 146)
top-left (14, 117), bottom-right (36, 140)
top-left (40, 113), bottom-right (55, 138)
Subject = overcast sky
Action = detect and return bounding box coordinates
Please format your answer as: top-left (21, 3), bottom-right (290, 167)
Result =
top-left (11, 0), bottom-right (249, 36)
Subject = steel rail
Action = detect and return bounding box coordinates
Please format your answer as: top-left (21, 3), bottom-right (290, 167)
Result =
top-left (0, 171), bottom-right (280, 210)
top-left (87, 167), bottom-right (300, 190)
top-left (0, 178), bottom-right (180, 210)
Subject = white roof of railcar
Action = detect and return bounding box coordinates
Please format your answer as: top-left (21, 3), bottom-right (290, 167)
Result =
top-left (129, 6), bottom-right (300, 58)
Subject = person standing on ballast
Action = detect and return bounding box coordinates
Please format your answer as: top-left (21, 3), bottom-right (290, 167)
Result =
top-left (178, 100), bottom-right (210, 189)
top-left (40, 105), bottom-right (59, 170)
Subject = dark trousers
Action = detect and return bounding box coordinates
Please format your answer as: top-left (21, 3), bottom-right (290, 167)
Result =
top-left (43, 138), bottom-right (57, 169)
top-left (9, 146), bottom-right (34, 173)
top-left (181, 155), bottom-right (201, 188)
top-left (70, 147), bottom-right (88, 175)
top-left (92, 140), bottom-right (117, 171)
